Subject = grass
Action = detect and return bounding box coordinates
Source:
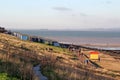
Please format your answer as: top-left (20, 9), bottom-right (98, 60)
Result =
top-left (0, 57), bottom-right (34, 80)
top-left (0, 33), bottom-right (71, 80)
top-left (0, 73), bottom-right (19, 80)
top-left (0, 33), bottom-right (118, 80)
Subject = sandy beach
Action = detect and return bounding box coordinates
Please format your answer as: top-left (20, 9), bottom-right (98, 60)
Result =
top-left (46, 36), bottom-right (120, 46)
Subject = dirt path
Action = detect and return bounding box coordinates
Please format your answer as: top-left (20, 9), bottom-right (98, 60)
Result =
top-left (33, 65), bottom-right (48, 80)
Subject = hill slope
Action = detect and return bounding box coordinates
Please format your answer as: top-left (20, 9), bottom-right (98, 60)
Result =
top-left (0, 33), bottom-right (118, 80)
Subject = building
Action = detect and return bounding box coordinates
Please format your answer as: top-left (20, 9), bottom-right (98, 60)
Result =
top-left (0, 27), bottom-right (7, 33)
top-left (30, 36), bottom-right (39, 42)
top-left (21, 34), bottom-right (29, 40)
top-left (13, 32), bottom-right (22, 38)
top-left (38, 37), bottom-right (45, 43)
top-left (89, 51), bottom-right (99, 60)
top-left (52, 41), bottom-right (60, 47)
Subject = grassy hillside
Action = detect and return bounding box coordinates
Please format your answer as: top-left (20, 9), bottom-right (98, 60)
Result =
top-left (0, 33), bottom-right (119, 80)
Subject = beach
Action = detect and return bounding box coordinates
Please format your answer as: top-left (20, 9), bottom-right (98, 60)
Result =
top-left (46, 36), bottom-right (120, 46)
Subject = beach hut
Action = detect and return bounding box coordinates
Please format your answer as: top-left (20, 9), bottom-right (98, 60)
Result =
top-left (40, 39), bottom-right (50, 44)
top-left (40, 39), bottom-right (45, 43)
top-left (0, 27), bottom-right (7, 33)
top-left (37, 37), bottom-right (47, 43)
top-left (38, 38), bottom-right (42, 43)
top-left (13, 32), bottom-right (17, 37)
top-left (31, 37), bottom-right (39, 42)
top-left (59, 43), bottom-right (68, 48)
top-left (5, 30), bottom-right (12, 35)
top-left (89, 51), bottom-right (99, 60)
top-left (48, 40), bottom-right (53, 45)
top-left (15, 32), bottom-right (22, 39)
top-left (52, 41), bottom-right (60, 47)
top-left (21, 34), bottom-right (29, 40)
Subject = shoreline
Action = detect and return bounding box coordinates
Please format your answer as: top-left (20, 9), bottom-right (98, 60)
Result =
top-left (59, 42), bottom-right (120, 51)
top-left (3, 29), bottom-right (120, 50)
top-left (60, 42), bottom-right (120, 47)
top-left (10, 29), bottom-right (120, 48)
top-left (46, 36), bottom-right (120, 47)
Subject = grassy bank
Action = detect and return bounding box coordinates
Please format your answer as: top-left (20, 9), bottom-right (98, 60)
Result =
top-left (0, 33), bottom-right (119, 80)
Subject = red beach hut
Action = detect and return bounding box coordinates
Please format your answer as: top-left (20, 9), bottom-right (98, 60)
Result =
top-left (89, 51), bottom-right (99, 60)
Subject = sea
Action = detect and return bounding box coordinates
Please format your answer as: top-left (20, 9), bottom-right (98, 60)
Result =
top-left (13, 30), bottom-right (120, 50)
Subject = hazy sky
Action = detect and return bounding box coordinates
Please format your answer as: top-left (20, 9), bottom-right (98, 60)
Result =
top-left (0, 0), bottom-right (120, 30)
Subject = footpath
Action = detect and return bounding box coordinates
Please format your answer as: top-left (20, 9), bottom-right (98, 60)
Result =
top-left (33, 65), bottom-right (48, 80)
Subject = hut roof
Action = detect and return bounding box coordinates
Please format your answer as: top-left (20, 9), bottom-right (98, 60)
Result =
top-left (30, 35), bottom-right (57, 42)
top-left (90, 51), bottom-right (99, 54)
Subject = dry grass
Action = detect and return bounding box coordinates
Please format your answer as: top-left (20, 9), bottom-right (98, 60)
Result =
top-left (0, 33), bottom-right (119, 80)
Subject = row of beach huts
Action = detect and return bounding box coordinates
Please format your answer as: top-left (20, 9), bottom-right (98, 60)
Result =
top-left (12, 32), bottom-right (61, 47)
top-left (0, 27), bottom-right (74, 48)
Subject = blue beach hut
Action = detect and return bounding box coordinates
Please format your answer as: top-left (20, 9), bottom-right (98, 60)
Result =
top-left (52, 41), bottom-right (60, 47)
top-left (21, 34), bottom-right (29, 40)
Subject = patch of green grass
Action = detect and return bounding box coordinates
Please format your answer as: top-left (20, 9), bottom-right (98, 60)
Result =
top-left (33, 41), bottom-right (69, 53)
top-left (0, 73), bottom-right (19, 80)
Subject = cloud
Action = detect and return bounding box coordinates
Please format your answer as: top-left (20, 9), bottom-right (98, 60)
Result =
top-left (52, 7), bottom-right (72, 11)
top-left (106, 1), bottom-right (112, 4)
top-left (80, 13), bottom-right (88, 16)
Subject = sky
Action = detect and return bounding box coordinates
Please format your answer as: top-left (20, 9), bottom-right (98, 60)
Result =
top-left (0, 0), bottom-right (120, 30)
